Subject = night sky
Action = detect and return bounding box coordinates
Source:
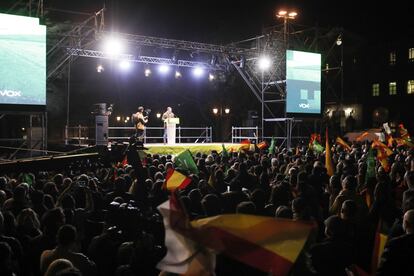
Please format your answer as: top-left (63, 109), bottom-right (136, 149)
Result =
top-left (0, 0), bottom-right (413, 134)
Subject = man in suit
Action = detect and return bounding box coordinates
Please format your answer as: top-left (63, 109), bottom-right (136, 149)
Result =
top-left (162, 107), bottom-right (175, 144)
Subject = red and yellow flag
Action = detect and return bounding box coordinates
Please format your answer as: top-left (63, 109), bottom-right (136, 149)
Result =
top-left (399, 123), bottom-right (411, 141)
top-left (371, 140), bottom-right (393, 172)
top-left (371, 219), bottom-right (388, 273)
top-left (257, 141), bottom-right (268, 150)
top-left (336, 137), bottom-right (352, 151)
top-left (158, 194), bottom-right (316, 276)
top-left (356, 131), bottom-right (369, 142)
top-left (165, 169), bottom-right (192, 191)
top-left (325, 128), bottom-right (334, 176)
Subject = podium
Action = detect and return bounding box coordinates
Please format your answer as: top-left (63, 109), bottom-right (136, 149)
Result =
top-left (166, 117), bottom-right (179, 144)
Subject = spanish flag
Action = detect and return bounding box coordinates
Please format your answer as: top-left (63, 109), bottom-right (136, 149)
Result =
top-left (371, 140), bottom-right (393, 172)
top-left (356, 131), bottom-right (369, 142)
top-left (371, 219), bottom-right (389, 273)
top-left (257, 141), bottom-right (268, 150)
top-left (165, 169), bottom-right (192, 191)
top-left (325, 128), bottom-right (334, 176)
top-left (336, 137), bottom-right (352, 151)
top-left (158, 196), bottom-right (316, 275)
top-left (398, 123), bottom-right (411, 141)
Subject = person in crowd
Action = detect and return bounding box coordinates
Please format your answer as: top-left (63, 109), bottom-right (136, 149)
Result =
top-left (377, 209), bottom-right (414, 275)
top-left (40, 224), bottom-right (96, 275)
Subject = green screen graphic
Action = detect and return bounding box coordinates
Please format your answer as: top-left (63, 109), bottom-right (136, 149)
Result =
top-left (286, 50), bottom-right (321, 114)
top-left (0, 13), bottom-right (46, 105)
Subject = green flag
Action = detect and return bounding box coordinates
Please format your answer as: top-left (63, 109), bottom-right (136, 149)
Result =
top-left (221, 144), bottom-right (229, 158)
top-left (365, 148), bottom-right (376, 185)
top-left (268, 137), bottom-right (276, 155)
top-left (174, 149), bottom-right (199, 175)
top-left (312, 140), bottom-right (324, 154)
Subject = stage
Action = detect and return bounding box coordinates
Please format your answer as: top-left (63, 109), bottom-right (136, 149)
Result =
top-left (142, 143), bottom-right (243, 155)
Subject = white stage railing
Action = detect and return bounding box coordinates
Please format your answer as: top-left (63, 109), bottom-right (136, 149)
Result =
top-left (108, 126), bottom-right (212, 143)
top-left (231, 126), bottom-right (259, 144)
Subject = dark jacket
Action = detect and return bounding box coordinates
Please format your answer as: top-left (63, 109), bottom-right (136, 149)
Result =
top-left (377, 233), bottom-right (414, 276)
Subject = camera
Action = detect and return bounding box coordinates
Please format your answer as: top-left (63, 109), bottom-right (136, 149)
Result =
top-left (144, 108), bottom-right (151, 116)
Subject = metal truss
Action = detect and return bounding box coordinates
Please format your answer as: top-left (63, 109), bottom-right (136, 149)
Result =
top-left (103, 31), bottom-right (258, 57)
top-left (66, 48), bottom-right (227, 70)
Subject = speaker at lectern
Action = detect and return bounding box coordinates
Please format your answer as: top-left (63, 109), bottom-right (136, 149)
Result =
top-left (166, 117), bottom-right (179, 144)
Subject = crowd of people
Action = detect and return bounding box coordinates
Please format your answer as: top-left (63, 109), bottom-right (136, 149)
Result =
top-left (0, 139), bottom-right (414, 275)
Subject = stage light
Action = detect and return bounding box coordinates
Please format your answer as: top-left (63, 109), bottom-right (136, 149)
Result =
top-left (193, 67), bottom-right (205, 77)
top-left (156, 113), bottom-right (161, 118)
top-left (96, 64), bottom-right (104, 73)
top-left (116, 116), bottom-right (121, 121)
top-left (258, 56), bottom-right (271, 71)
top-left (145, 68), bottom-right (151, 77)
top-left (212, 108), bottom-right (219, 114)
top-left (209, 73), bottom-right (216, 81)
top-left (119, 60), bottom-right (131, 70)
top-left (103, 36), bottom-right (125, 57)
top-left (126, 116), bottom-right (130, 121)
top-left (124, 119), bottom-right (128, 123)
top-left (158, 64), bottom-right (171, 74)
top-left (224, 108), bottom-right (230, 114)
top-left (175, 70), bottom-right (182, 79)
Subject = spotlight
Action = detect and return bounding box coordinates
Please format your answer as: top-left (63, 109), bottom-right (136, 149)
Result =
top-left (126, 116), bottom-right (130, 121)
top-left (193, 67), bottom-right (205, 77)
top-left (209, 73), bottom-right (216, 81)
top-left (175, 70), bottom-right (182, 79)
top-left (224, 108), bottom-right (230, 114)
top-left (258, 56), bottom-right (271, 71)
top-left (212, 108), bottom-right (218, 115)
top-left (103, 36), bottom-right (125, 57)
top-left (158, 64), bottom-right (171, 74)
top-left (116, 116), bottom-right (121, 122)
top-left (96, 64), bottom-right (104, 73)
top-left (156, 113), bottom-right (161, 118)
top-left (145, 68), bottom-right (151, 77)
top-left (119, 60), bottom-right (131, 70)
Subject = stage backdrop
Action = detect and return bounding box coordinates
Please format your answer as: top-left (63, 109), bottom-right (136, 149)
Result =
top-left (286, 50), bottom-right (321, 115)
top-left (0, 13), bottom-right (46, 105)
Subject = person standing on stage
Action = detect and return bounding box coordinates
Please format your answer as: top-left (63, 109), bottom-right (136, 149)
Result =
top-left (162, 107), bottom-right (175, 144)
top-left (132, 106), bottom-right (148, 141)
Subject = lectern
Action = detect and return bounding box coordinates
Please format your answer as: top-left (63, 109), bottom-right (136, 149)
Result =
top-left (166, 117), bottom-right (180, 144)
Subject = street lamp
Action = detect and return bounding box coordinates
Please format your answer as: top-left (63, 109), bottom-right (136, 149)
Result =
top-left (276, 10), bottom-right (297, 43)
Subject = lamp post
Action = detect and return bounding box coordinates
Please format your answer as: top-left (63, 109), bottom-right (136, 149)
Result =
top-left (276, 10), bottom-right (297, 44)
top-left (212, 107), bottom-right (230, 141)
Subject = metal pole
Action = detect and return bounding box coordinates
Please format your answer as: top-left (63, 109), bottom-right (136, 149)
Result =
top-left (65, 58), bottom-right (71, 145)
top-left (261, 70), bottom-right (264, 140)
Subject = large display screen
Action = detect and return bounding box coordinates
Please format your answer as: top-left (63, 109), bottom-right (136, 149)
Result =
top-left (286, 50), bottom-right (321, 114)
top-left (0, 13), bottom-right (46, 105)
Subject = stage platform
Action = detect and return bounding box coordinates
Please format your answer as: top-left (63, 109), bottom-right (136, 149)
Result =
top-left (142, 143), bottom-right (243, 155)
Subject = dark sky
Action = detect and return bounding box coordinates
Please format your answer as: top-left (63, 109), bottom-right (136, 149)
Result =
top-left (60, 0), bottom-right (414, 39)
top-left (2, 0), bottom-right (412, 40)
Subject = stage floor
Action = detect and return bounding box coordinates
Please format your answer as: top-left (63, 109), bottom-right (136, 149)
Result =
top-left (143, 143), bottom-right (242, 155)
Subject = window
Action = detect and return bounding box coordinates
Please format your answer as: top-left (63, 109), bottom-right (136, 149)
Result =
top-left (390, 51), bottom-right (396, 65)
top-left (408, 80), bottom-right (414, 94)
top-left (372, 83), bottom-right (380, 96)
top-left (409, 48), bottom-right (414, 62)
top-left (389, 82), bottom-right (397, 95)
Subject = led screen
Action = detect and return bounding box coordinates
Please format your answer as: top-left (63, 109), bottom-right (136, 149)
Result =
top-left (0, 13), bottom-right (46, 105)
top-left (286, 50), bottom-right (321, 114)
